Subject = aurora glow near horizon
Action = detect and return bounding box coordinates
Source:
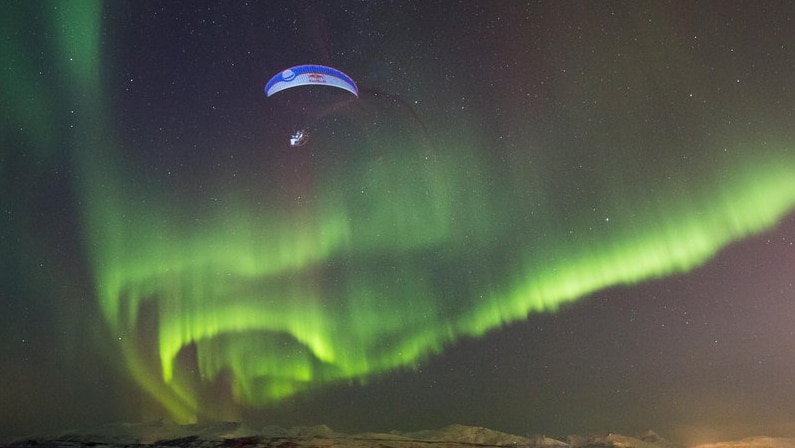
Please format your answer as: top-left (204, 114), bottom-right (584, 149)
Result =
top-left (4, 1), bottom-right (795, 441)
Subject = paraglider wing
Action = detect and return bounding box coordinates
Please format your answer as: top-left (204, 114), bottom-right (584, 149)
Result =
top-left (265, 64), bottom-right (359, 97)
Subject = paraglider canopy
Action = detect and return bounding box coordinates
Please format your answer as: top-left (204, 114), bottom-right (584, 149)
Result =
top-left (265, 64), bottom-right (359, 98)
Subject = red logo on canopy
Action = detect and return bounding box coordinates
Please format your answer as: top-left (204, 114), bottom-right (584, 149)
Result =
top-left (307, 73), bottom-right (326, 83)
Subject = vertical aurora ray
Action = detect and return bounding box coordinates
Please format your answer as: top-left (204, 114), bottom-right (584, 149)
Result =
top-left (48, 2), bottom-right (795, 423)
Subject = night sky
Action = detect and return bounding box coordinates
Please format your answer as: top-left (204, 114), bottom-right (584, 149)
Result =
top-left (2, 1), bottom-right (794, 445)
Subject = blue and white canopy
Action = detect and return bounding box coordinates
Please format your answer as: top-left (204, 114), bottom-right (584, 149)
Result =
top-left (265, 64), bottom-right (359, 97)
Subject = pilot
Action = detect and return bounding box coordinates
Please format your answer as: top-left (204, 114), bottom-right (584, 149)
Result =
top-left (290, 129), bottom-right (309, 147)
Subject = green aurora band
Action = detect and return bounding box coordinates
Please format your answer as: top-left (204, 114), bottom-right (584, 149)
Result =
top-left (11, 2), bottom-right (795, 423)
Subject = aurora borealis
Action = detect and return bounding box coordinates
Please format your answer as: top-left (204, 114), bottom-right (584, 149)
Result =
top-left (2, 1), bottom-right (795, 444)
